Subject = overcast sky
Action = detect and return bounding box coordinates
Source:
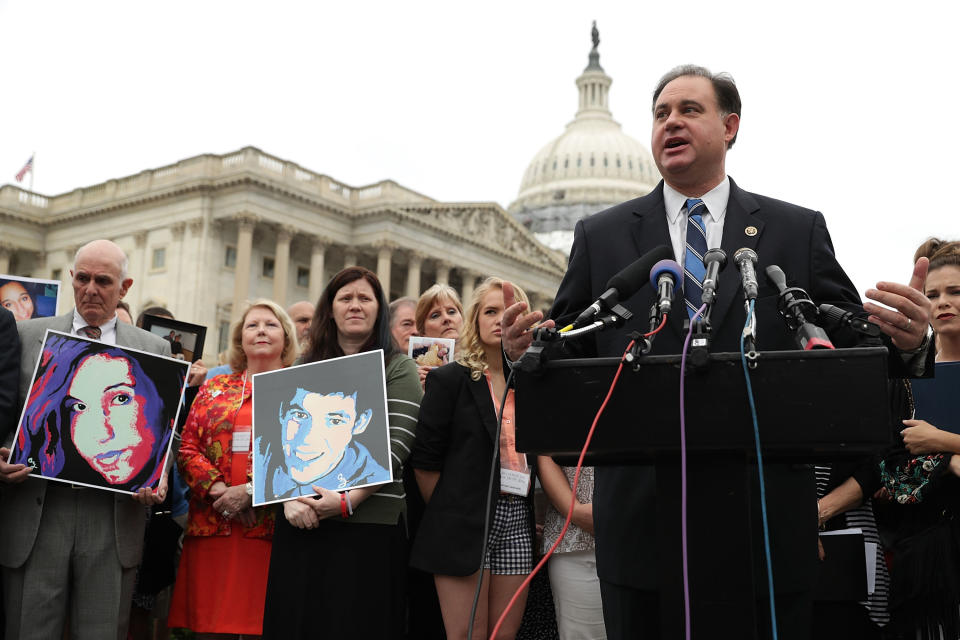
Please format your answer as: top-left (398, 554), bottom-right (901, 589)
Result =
top-left (2, 0), bottom-right (956, 296)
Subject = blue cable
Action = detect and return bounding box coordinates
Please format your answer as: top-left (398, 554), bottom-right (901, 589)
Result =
top-left (740, 298), bottom-right (778, 640)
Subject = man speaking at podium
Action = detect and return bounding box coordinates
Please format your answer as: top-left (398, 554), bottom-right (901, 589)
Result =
top-left (502, 65), bottom-right (931, 639)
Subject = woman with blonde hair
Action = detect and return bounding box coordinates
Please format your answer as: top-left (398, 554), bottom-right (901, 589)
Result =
top-left (169, 299), bottom-right (298, 639)
top-left (411, 277), bottom-right (537, 640)
top-left (414, 284), bottom-right (464, 385)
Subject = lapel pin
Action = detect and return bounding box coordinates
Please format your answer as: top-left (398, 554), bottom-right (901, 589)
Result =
top-left (745, 226), bottom-right (758, 237)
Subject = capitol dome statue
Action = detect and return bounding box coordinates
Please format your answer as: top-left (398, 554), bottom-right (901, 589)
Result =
top-left (508, 23), bottom-right (660, 254)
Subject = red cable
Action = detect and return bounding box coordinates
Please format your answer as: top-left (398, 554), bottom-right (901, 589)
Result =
top-left (488, 314), bottom-right (668, 639)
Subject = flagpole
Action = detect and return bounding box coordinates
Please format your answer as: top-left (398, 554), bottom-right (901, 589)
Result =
top-left (29, 151), bottom-right (35, 192)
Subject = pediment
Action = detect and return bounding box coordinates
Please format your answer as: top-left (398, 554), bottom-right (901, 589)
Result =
top-left (394, 203), bottom-right (566, 275)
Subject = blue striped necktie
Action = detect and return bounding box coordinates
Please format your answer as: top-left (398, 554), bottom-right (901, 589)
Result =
top-left (683, 198), bottom-right (708, 319)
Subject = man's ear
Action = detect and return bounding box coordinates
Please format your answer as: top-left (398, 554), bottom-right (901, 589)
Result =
top-left (353, 409), bottom-right (373, 435)
top-left (119, 278), bottom-right (134, 298)
top-left (723, 112), bottom-right (740, 146)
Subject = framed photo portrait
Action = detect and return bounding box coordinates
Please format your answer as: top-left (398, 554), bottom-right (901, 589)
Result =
top-left (251, 350), bottom-right (392, 506)
top-left (141, 315), bottom-right (207, 363)
top-left (0, 274), bottom-right (60, 321)
top-left (9, 330), bottom-right (189, 495)
top-left (408, 335), bottom-right (455, 367)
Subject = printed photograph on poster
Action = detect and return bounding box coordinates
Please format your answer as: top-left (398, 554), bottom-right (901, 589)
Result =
top-left (0, 274), bottom-right (60, 321)
top-left (251, 350), bottom-right (392, 506)
top-left (141, 314), bottom-right (207, 363)
top-left (408, 335), bottom-right (455, 367)
top-left (9, 330), bottom-right (189, 495)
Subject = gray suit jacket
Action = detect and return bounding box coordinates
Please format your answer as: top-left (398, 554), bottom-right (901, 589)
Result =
top-left (0, 311), bottom-right (171, 569)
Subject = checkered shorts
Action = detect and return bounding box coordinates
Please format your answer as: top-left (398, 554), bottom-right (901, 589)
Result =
top-left (483, 495), bottom-right (533, 575)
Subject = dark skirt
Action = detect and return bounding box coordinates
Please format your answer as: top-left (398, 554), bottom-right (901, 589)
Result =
top-left (261, 513), bottom-right (407, 639)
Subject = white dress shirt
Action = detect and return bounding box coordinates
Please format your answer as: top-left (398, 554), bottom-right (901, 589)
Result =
top-left (663, 177), bottom-right (730, 269)
top-left (71, 309), bottom-right (118, 345)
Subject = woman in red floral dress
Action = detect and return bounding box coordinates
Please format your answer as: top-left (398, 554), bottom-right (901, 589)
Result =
top-left (169, 300), bottom-right (298, 639)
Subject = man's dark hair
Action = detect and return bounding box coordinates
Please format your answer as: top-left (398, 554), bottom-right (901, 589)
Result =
top-left (651, 64), bottom-right (741, 149)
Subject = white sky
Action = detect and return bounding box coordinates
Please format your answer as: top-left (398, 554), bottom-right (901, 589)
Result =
top-left (2, 0), bottom-right (957, 296)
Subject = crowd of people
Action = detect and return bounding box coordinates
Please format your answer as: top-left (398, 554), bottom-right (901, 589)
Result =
top-left (0, 64), bottom-right (957, 640)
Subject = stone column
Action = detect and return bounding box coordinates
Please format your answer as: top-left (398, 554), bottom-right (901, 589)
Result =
top-left (60, 245), bottom-right (79, 315)
top-left (183, 218), bottom-right (205, 323)
top-left (273, 225), bottom-right (295, 305)
top-left (132, 232), bottom-right (148, 310)
top-left (36, 251), bottom-right (48, 280)
top-left (435, 261), bottom-right (451, 286)
top-left (527, 291), bottom-right (541, 314)
top-left (343, 250), bottom-right (358, 269)
top-left (375, 242), bottom-right (395, 296)
top-left (309, 236), bottom-right (329, 304)
top-left (461, 270), bottom-right (478, 306)
top-left (231, 214), bottom-right (257, 321)
top-left (405, 251), bottom-right (425, 299)
top-left (0, 244), bottom-right (12, 274)
top-left (169, 222), bottom-right (186, 313)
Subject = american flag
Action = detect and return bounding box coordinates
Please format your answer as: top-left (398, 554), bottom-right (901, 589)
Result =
top-left (15, 155), bottom-right (33, 182)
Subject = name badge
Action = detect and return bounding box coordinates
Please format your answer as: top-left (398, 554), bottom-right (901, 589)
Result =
top-left (231, 431), bottom-right (251, 453)
top-left (500, 468), bottom-right (530, 496)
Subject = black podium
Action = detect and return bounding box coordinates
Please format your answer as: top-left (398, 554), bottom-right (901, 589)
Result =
top-left (514, 346), bottom-right (892, 639)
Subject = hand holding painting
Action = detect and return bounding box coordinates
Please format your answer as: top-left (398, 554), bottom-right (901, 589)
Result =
top-left (0, 446), bottom-right (31, 483)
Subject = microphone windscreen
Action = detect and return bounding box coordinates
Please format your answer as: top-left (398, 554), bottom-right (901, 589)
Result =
top-left (704, 248), bottom-right (728, 268)
top-left (734, 247), bottom-right (758, 266)
top-left (765, 265), bottom-right (788, 291)
top-left (649, 259), bottom-right (683, 288)
top-left (606, 245), bottom-right (674, 299)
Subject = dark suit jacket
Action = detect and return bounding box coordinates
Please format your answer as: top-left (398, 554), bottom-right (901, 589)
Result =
top-left (549, 178), bottom-right (894, 592)
top-left (0, 308), bottom-right (20, 441)
top-left (0, 311), bottom-right (172, 570)
top-left (409, 362), bottom-right (535, 576)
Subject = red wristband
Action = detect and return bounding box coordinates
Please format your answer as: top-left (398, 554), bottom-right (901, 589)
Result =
top-left (340, 492), bottom-right (348, 519)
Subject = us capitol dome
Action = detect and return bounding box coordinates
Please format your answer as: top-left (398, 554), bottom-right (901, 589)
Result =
top-left (508, 23), bottom-right (660, 254)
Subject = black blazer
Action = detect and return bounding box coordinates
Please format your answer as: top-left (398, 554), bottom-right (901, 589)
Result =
top-left (549, 178), bottom-right (899, 592)
top-left (409, 362), bottom-right (534, 576)
top-left (0, 308), bottom-right (20, 442)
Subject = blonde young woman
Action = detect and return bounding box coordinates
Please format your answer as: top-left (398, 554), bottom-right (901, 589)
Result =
top-left (411, 277), bottom-right (536, 640)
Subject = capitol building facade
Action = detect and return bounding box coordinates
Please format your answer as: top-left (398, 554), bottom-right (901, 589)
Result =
top-left (0, 25), bottom-right (656, 363)
top-left (0, 147), bottom-right (566, 360)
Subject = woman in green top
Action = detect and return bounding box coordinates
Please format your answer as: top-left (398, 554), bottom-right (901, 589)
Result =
top-left (262, 266), bottom-right (422, 639)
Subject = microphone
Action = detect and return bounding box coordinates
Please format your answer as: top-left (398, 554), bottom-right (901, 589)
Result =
top-left (765, 265), bottom-right (835, 350)
top-left (818, 304), bottom-right (882, 341)
top-left (650, 259), bottom-right (683, 315)
top-left (571, 245), bottom-right (674, 328)
top-left (733, 248), bottom-right (759, 301)
top-left (700, 248), bottom-right (727, 306)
